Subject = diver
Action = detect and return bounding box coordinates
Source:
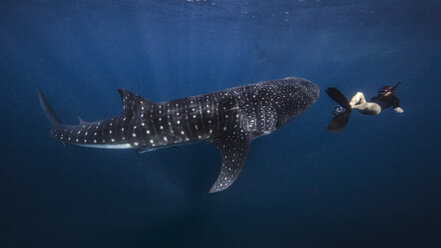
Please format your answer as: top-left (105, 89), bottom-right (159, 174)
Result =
top-left (326, 82), bottom-right (403, 133)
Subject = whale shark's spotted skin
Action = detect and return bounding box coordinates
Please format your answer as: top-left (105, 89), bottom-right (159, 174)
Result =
top-left (38, 77), bottom-right (319, 193)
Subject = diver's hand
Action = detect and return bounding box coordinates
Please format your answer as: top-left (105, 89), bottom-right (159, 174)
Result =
top-left (394, 107), bottom-right (404, 113)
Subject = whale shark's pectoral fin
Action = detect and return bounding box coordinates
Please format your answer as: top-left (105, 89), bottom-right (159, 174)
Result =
top-left (209, 132), bottom-right (252, 193)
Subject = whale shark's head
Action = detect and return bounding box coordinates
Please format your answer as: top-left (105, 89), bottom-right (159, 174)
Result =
top-left (272, 77), bottom-right (319, 127)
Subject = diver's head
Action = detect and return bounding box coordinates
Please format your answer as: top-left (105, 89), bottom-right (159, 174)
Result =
top-left (378, 82), bottom-right (401, 96)
top-left (378, 86), bottom-right (394, 95)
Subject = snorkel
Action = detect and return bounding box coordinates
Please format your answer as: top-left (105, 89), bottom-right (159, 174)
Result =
top-left (391, 81), bottom-right (402, 91)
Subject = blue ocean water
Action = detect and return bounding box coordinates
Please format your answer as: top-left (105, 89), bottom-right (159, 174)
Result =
top-left (1, 0), bottom-right (441, 247)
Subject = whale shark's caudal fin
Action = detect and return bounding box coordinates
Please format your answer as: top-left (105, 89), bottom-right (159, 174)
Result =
top-left (35, 85), bottom-right (62, 128)
top-left (209, 131), bottom-right (252, 193)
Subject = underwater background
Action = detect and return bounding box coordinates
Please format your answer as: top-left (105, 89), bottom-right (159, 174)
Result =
top-left (1, 0), bottom-right (441, 247)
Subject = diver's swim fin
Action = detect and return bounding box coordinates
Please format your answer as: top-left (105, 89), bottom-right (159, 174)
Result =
top-left (326, 87), bottom-right (352, 133)
top-left (325, 87), bottom-right (352, 111)
top-left (327, 111), bottom-right (350, 133)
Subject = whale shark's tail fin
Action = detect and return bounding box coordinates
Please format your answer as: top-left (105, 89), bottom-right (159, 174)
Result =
top-left (326, 87), bottom-right (352, 133)
top-left (35, 85), bottom-right (62, 128)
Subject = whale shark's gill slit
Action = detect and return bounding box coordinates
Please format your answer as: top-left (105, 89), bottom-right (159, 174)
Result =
top-left (209, 130), bottom-right (251, 193)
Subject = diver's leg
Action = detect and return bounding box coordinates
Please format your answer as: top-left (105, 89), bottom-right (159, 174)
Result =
top-left (349, 92), bottom-right (366, 108)
top-left (365, 102), bottom-right (381, 115)
top-left (352, 102), bottom-right (381, 115)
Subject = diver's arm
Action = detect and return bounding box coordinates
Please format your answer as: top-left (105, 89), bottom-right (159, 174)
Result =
top-left (393, 97), bottom-right (403, 113)
top-left (394, 107), bottom-right (403, 113)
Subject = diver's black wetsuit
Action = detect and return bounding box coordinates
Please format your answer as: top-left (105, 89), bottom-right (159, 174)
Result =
top-left (370, 94), bottom-right (400, 110)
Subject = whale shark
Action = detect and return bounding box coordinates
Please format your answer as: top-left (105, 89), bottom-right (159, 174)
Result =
top-left (37, 77), bottom-right (319, 193)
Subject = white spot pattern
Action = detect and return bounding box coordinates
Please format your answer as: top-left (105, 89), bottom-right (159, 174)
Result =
top-left (48, 78), bottom-right (319, 193)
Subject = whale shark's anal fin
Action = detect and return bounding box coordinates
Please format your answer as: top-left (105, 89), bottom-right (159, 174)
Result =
top-left (209, 132), bottom-right (252, 193)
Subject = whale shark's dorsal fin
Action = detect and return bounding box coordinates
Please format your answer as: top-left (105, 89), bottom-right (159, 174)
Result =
top-left (209, 131), bottom-right (252, 193)
top-left (117, 89), bottom-right (155, 116)
top-left (78, 117), bottom-right (93, 125)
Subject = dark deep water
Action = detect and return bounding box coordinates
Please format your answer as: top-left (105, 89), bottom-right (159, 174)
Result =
top-left (1, 0), bottom-right (441, 247)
